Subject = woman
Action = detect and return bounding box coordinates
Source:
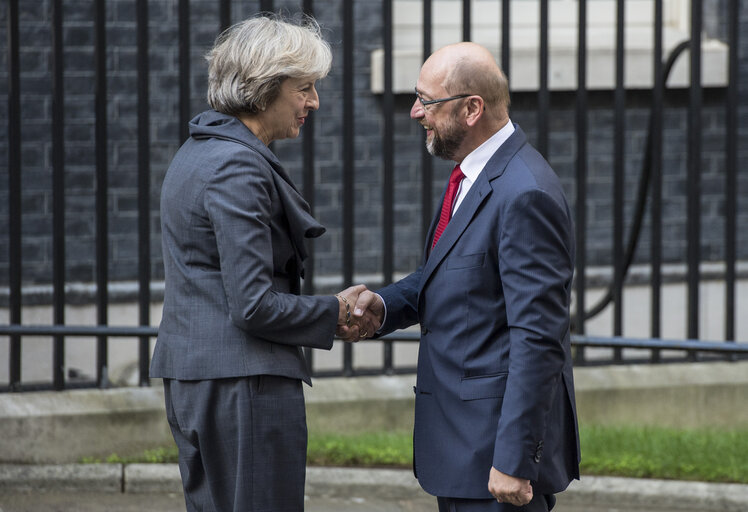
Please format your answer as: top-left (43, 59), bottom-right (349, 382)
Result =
top-left (151, 15), bottom-right (370, 512)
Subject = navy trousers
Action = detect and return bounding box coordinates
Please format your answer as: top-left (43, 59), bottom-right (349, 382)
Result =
top-left (437, 492), bottom-right (555, 512)
top-left (163, 375), bottom-right (307, 512)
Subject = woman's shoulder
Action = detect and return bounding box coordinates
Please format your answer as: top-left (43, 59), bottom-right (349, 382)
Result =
top-left (183, 132), bottom-right (273, 173)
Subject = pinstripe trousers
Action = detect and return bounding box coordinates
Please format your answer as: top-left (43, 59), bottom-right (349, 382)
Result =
top-left (164, 375), bottom-right (307, 512)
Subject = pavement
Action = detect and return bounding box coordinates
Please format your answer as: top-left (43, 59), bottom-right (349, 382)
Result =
top-left (1, 465), bottom-right (747, 512)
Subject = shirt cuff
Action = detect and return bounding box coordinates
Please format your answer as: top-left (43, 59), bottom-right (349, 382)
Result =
top-left (375, 292), bottom-right (387, 334)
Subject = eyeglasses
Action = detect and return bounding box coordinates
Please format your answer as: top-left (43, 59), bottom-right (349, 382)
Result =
top-left (414, 87), bottom-right (471, 110)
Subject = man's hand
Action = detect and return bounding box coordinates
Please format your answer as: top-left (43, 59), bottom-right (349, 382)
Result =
top-left (334, 285), bottom-right (383, 342)
top-left (488, 467), bottom-right (532, 506)
top-left (351, 288), bottom-right (384, 334)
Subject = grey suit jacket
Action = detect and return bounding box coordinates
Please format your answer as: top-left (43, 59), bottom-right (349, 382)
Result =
top-left (151, 110), bottom-right (338, 384)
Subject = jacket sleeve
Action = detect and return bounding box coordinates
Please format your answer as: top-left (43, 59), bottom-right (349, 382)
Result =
top-left (204, 151), bottom-right (337, 350)
top-left (376, 268), bottom-right (423, 335)
top-left (492, 188), bottom-right (574, 480)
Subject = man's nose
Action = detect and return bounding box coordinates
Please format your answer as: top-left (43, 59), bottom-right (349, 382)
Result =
top-left (410, 99), bottom-right (425, 119)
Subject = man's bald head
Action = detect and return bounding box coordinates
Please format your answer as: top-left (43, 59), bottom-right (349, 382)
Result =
top-left (424, 42), bottom-right (510, 119)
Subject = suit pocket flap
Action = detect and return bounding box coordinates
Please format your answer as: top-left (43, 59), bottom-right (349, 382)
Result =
top-left (460, 373), bottom-right (507, 401)
top-left (446, 252), bottom-right (485, 270)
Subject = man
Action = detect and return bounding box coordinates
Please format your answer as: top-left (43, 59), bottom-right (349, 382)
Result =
top-left (351, 42), bottom-right (580, 511)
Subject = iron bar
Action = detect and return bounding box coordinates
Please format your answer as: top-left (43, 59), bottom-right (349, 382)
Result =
top-left (574, 0), bottom-right (588, 363)
top-left (7, 0), bottom-right (22, 391)
top-left (725, 0), bottom-right (738, 343)
top-left (612, 0), bottom-right (625, 361)
top-left (462, 0), bottom-right (471, 41)
top-left (178, 0), bottom-right (190, 143)
top-left (219, 0), bottom-right (231, 31)
top-left (302, 0), bottom-right (316, 372)
top-left (301, 0), bottom-right (316, 297)
top-left (0, 325), bottom-right (159, 337)
top-left (2, 326), bottom-right (744, 359)
top-left (342, 0), bottom-right (354, 376)
top-left (95, 0), bottom-right (109, 387)
top-left (382, 0), bottom-right (395, 373)
top-left (686, 0), bottom-right (702, 347)
top-left (421, 0), bottom-right (433, 240)
top-left (51, 0), bottom-right (66, 391)
top-left (537, 0), bottom-right (548, 157)
top-left (137, 0), bottom-right (151, 386)
top-left (650, 0), bottom-right (664, 362)
top-left (501, 0), bottom-right (510, 79)
top-left (383, 0), bottom-right (394, 288)
top-left (570, 335), bottom-right (748, 355)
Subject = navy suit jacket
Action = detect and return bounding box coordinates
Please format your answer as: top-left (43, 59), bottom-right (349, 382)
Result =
top-left (378, 125), bottom-right (580, 498)
top-left (151, 110), bottom-right (338, 384)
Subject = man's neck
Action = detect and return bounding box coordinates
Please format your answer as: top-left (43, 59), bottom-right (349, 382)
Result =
top-left (453, 116), bottom-right (510, 163)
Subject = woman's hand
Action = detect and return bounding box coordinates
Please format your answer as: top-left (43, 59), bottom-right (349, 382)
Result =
top-left (335, 285), bottom-right (383, 341)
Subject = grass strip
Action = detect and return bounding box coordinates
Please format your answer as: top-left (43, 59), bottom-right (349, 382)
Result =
top-left (579, 425), bottom-right (748, 483)
top-left (81, 425), bottom-right (748, 484)
top-left (306, 431), bottom-right (412, 468)
top-left (81, 446), bottom-right (179, 465)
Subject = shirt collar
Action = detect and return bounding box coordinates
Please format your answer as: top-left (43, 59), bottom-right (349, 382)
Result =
top-left (459, 119), bottom-right (515, 182)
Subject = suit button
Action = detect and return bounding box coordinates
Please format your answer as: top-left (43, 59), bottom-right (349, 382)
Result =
top-left (421, 326), bottom-right (429, 335)
top-left (534, 441), bottom-right (544, 463)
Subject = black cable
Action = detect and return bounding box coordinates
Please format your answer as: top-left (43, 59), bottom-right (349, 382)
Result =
top-left (575, 40), bottom-right (691, 325)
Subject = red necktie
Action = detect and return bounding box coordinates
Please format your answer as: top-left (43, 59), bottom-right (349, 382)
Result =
top-left (432, 165), bottom-right (465, 248)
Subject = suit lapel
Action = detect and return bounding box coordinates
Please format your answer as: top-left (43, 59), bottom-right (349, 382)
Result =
top-left (197, 113), bottom-right (324, 274)
top-left (420, 175), bottom-right (491, 289)
top-left (418, 125), bottom-right (528, 291)
top-left (421, 191), bottom-right (443, 262)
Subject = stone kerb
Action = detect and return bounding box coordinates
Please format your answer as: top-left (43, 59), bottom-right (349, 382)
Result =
top-left (1, 362), bottom-right (747, 463)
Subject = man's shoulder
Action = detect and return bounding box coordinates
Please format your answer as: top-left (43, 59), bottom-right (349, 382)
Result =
top-left (485, 146), bottom-right (565, 206)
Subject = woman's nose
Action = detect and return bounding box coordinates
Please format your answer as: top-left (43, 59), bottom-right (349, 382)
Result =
top-left (308, 86), bottom-right (320, 111)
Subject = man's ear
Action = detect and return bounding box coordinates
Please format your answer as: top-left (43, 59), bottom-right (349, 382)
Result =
top-left (465, 96), bottom-right (484, 127)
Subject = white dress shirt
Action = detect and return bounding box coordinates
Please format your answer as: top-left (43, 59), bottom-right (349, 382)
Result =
top-left (452, 119), bottom-right (515, 215)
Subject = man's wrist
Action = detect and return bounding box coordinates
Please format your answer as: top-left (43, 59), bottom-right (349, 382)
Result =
top-left (374, 293), bottom-right (387, 333)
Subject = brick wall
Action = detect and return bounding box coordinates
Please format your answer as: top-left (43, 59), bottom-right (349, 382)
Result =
top-left (0, 0), bottom-right (746, 294)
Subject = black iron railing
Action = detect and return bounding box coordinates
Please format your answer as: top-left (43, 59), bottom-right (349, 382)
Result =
top-left (2, 0), bottom-right (744, 391)
top-left (0, 322), bottom-right (747, 392)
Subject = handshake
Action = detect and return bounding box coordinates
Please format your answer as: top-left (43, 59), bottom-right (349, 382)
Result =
top-left (334, 284), bottom-right (384, 342)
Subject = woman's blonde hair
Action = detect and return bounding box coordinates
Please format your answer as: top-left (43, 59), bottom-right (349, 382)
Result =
top-left (206, 14), bottom-right (332, 116)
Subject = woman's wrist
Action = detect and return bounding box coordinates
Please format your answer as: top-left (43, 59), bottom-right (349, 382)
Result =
top-left (335, 294), bottom-right (351, 327)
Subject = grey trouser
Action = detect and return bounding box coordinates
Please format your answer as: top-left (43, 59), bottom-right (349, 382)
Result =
top-left (164, 375), bottom-right (307, 512)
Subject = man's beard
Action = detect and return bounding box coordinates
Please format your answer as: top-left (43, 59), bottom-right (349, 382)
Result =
top-left (426, 116), bottom-right (466, 160)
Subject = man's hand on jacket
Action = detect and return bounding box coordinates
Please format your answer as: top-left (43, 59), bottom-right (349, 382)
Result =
top-left (488, 466), bottom-right (533, 506)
